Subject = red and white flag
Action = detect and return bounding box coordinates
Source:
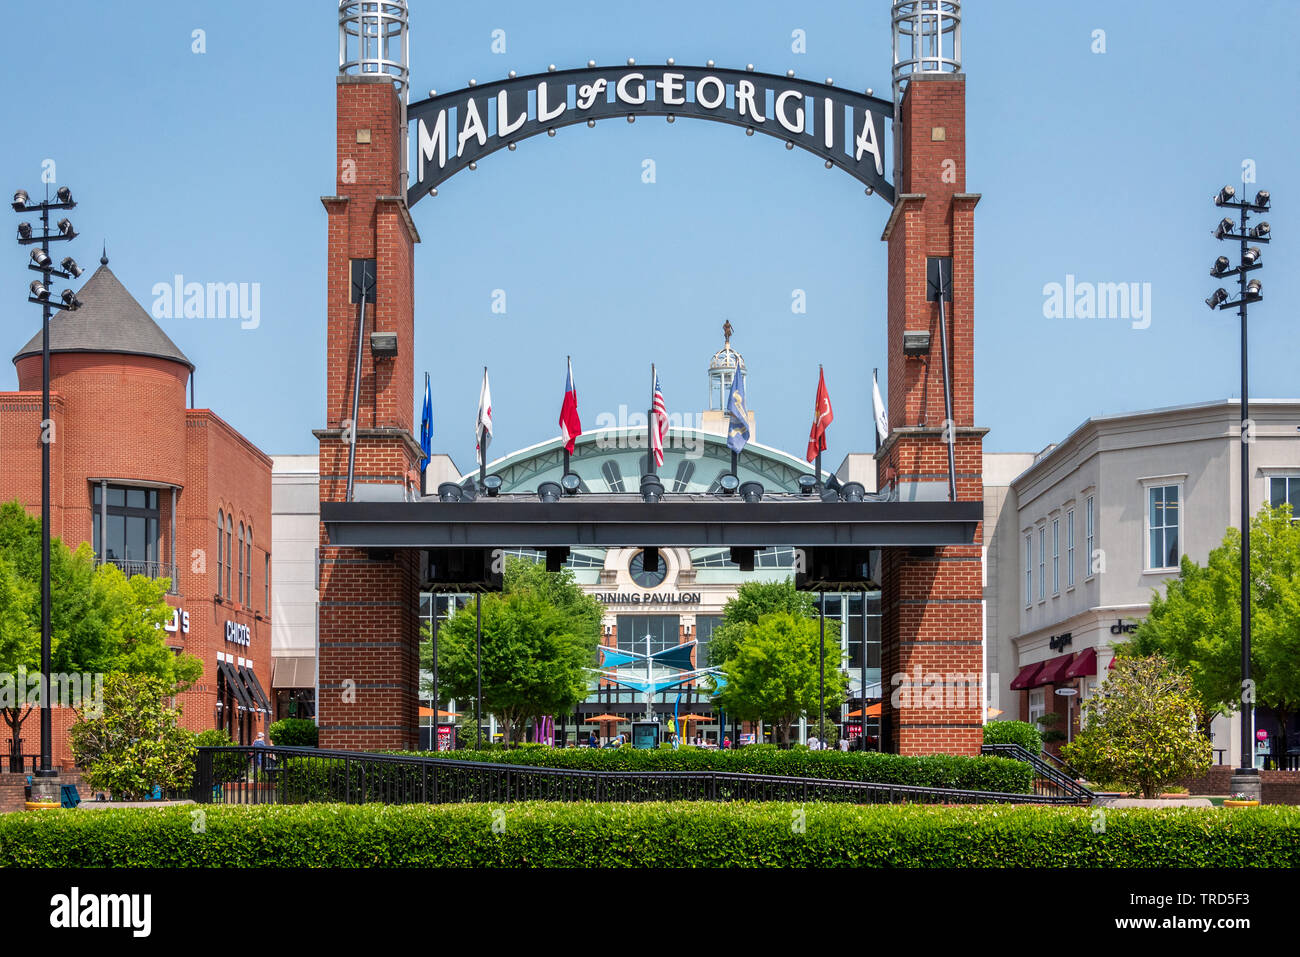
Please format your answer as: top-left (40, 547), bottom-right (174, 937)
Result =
top-left (805, 366), bottom-right (833, 462)
top-left (650, 366), bottom-right (668, 468)
top-left (558, 357), bottom-right (582, 453)
top-left (475, 367), bottom-right (493, 465)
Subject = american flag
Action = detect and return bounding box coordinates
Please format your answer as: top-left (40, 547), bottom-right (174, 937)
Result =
top-left (650, 368), bottom-right (668, 468)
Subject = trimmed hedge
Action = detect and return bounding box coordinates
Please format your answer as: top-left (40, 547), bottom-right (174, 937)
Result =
top-left (983, 721), bottom-right (1043, 755)
top-left (4, 803), bottom-right (1298, 868)
top-left (390, 747), bottom-right (1035, 794)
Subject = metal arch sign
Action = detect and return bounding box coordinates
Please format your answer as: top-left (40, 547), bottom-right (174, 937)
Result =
top-left (407, 64), bottom-right (895, 206)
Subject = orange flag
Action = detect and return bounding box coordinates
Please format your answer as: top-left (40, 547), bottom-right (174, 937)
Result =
top-left (805, 366), bottom-right (833, 462)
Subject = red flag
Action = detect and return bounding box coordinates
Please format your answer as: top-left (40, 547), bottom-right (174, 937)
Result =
top-left (805, 367), bottom-right (833, 462)
top-left (558, 357), bottom-right (582, 453)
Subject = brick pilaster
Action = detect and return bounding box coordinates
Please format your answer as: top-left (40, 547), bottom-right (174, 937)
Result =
top-left (318, 76), bottom-right (421, 751)
top-left (877, 74), bottom-right (984, 756)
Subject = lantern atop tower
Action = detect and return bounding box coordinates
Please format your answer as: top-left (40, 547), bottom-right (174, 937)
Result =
top-left (338, 0), bottom-right (410, 96)
top-left (891, 1), bottom-right (962, 104)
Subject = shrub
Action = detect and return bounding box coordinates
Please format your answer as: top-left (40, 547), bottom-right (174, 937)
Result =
top-left (268, 718), bottom-right (318, 747)
top-left (983, 720), bottom-right (1043, 755)
top-left (388, 745), bottom-right (1034, 794)
top-left (4, 803), bottom-right (1298, 868)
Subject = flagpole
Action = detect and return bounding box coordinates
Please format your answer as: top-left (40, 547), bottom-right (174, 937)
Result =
top-left (814, 364), bottom-right (823, 485)
top-left (647, 363), bottom-right (656, 478)
top-left (479, 366), bottom-right (488, 488)
top-left (431, 596), bottom-right (439, 751)
top-left (873, 368), bottom-right (881, 456)
top-left (563, 356), bottom-right (571, 476)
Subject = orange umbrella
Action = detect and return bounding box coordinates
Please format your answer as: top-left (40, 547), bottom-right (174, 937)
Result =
top-left (419, 706), bottom-right (458, 718)
top-left (583, 714), bottom-right (629, 724)
top-left (678, 713), bottom-right (712, 722)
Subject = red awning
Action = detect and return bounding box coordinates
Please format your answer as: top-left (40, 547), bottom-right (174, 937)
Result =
top-left (1009, 662), bottom-right (1044, 690)
top-left (1066, 647), bottom-right (1097, 679)
top-left (1107, 656), bottom-right (1117, 670)
top-left (1037, 654), bottom-right (1075, 686)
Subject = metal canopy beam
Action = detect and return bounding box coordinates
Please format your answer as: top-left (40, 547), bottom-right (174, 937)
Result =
top-left (322, 499), bottom-right (981, 549)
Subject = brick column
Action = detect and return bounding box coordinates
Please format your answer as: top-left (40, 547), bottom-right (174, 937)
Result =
top-left (877, 74), bottom-right (985, 756)
top-left (317, 76), bottom-right (422, 751)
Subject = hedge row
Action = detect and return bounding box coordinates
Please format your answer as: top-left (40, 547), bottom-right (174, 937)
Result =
top-left (4, 803), bottom-right (1297, 868)
top-left (392, 747), bottom-right (1035, 794)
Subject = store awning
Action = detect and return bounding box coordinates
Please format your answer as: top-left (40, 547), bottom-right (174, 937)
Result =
top-left (1009, 662), bottom-right (1044, 691)
top-left (272, 655), bottom-right (316, 689)
top-left (1037, 654), bottom-right (1075, 686)
top-left (240, 666), bottom-right (273, 714)
top-left (219, 660), bottom-right (254, 712)
top-left (1066, 647), bottom-right (1097, 679)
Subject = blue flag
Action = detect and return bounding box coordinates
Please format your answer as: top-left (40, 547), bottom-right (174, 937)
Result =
top-left (419, 372), bottom-right (433, 468)
top-left (725, 369), bottom-right (749, 454)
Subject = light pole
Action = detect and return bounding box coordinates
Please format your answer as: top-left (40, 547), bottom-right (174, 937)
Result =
top-left (1205, 182), bottom-right (1271, 801)
top-left (11, 186), bottom-right (83, 786)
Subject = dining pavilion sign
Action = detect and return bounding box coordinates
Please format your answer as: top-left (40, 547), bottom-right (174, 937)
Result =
top-left (408, 64), bottom-right (895, 206)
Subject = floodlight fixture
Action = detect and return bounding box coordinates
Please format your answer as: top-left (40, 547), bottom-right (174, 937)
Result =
top-left (1205, 288), bottom-right (1228, 309)
top-left (560, 472), bottom-right (581, 495)
top-left (537, 481), bottom-right (562, 503)
top-left (738, 481), bottom-right (764, 503)
top-left (481, 474), bottom-right (503, 497)
top-left (1210, 255), bottom-right (1231, 277)
top-left (437, 482), bottom-right (463, 503)
top-left (29, 280), bottom-right (49, 301)
top-left (11, 190), bottom-right (29, 211)
top-left (1214, 185), bottom-right (1236, 206)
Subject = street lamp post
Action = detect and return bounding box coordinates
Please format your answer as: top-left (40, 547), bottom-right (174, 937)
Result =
top-left (11, 185), bottom-right (83, 789)
top-left (1205, 182), bottom-right (1271, 802)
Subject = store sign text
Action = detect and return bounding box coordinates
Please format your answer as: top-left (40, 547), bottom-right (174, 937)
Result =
top-left (594, 592), bottom-right (702, 606)
top-left (162, 608), bottom-right (190, 635)
top-left (224, 621), bottom-right (251, 646)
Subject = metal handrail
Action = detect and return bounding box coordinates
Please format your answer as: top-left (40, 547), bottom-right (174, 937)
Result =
top-left (192, 745), bottom-right (1080, 807)
top-left (980, 743), bottom-right (1094, 803)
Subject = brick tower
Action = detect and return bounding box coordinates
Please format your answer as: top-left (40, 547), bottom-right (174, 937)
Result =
top-left (877, 3), bottom-right (985, 755)
top-left (317, 2), bottom-right (422, 750)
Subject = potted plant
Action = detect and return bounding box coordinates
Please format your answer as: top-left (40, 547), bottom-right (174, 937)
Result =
top-left (1223, 791), bottom-right (1260, 808)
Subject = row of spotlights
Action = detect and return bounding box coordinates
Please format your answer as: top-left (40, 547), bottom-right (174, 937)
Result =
top-left (1213, 184), bottom-right (1270, 208)
top-left (27, 249), bottom-right (84, 277)
top-left (1205, 280), bottom-right (1262, 310)
top-left (10, 187), bottom-right (73, 211)
top-left (27, 281), bottom-right (82, 309)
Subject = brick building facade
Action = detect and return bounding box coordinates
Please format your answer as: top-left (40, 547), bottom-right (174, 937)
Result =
top-left (0, 258), bottom-right (273, 767)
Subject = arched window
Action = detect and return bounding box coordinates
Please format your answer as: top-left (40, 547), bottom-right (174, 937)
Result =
top-left (237, 523), bottom-right (245, 604)
top-left (216, 511), bottom-right (224, 598)
top-left (246, 526), bottom-right (253, 608)
top-left (226, 519), bottom-right (233, 599)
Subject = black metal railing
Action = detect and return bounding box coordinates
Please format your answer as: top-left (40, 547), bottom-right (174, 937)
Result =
top-left (191, 745), bottom-right (1086, 807)
top-left (980, 743), bottom-right (1095, 803)
top-left (96, 557), bottom-right (178, 592)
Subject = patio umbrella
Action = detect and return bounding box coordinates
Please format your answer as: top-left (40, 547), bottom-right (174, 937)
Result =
top-left (583, 714), bottom-right (628, 723)
top-left (846, 703), bottom-right (882, 718)
top-left (419, 707), bottom-right (458, 718)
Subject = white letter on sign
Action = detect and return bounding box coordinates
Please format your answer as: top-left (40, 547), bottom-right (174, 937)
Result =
top-left (497, 90), bottom-right (526, 137)
top-left (537, 81), bottom-right (566, 123)
top-left (458, 99), bottom-right (488, 157)
top-left (736, 79), bottom-right (765, 123)
top-left (659, 73), bottom-right (685, 106)
top-left (855, 111), bottom-right (883, 175)
top-left (776, 90), bottom-right (805, 135)
top-left (695, 76), bottom-right (725, 110)
top-left (616, 72), bottom-right (646, 105)
top-left (418, 111), bottom-right (448, 179)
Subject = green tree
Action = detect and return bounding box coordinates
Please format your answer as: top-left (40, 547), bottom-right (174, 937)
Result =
top-left (421, 557), bottom-right (601, 746)
top-left (69, 672), bottom-right (197, 799)
top-left (714, 611), bottom-right (848, 747)
top-left (1133, 504), bottom-right (1300, 751)
top-left (0, 500), bottom-right (201, 750)
top-left (1062, 655), bottom-right (1211, 798)
top-left (706, 578), bottom-right (821, 667)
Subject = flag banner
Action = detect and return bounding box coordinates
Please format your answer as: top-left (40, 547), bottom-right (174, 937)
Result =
top-left (805, 366), bottom-right (834, 462)
top-left (419, 372), bottom-right (433, 468)
top-left (475, 368), bottom-right (493, 463)
top-left (725, 368), bottom-right (749, 454)
top-left (650, 368), bottom-right (668, 468)
top-left (872, 370), bottom-right (889, 443)
top-left (559, 357), bottom-right (582, 453)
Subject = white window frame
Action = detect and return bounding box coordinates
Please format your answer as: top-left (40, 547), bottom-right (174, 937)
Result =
top-left (1266, 472), bottom-right (1300, 517)
top-left (1051, 516), bottom-right (1060, 596)
top-left (1065, 507), bottom-right (1076, 588)
top-left (1024, 533), bottom-right (1033, 608)
top-left (1085, 495), bottom-right (1096, 579)
top-left (1143, 478), bottom-right (1185, 573)
top-left (1037, 524), bottom-right (1046, 602)
top-left (1028, 688), bottom-right (1046, 724)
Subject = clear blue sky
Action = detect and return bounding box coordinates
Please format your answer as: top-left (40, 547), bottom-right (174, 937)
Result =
top-left (1, 0), bottom-right (1295, 469)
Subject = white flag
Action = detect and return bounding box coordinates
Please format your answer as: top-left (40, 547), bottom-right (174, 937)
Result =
top-left (872, 370), bottom-right (889, 443)
top-left (475, 368), bottom-right (493, 463)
